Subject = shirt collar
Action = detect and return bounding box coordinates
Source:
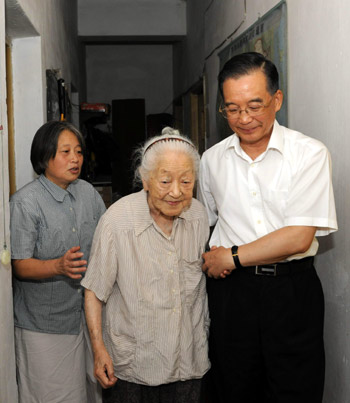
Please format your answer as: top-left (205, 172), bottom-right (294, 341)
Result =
top-left (133, 189), bottom-right (189, 236)
top-left (38, 174), bottom-right (77, 202)
top-left (266, 120), bottom-right (284, 154)
top-left (225, 120), bottom-right (284, 157)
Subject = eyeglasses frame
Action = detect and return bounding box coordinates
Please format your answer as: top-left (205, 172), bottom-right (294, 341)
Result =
top-left (219, 93), bottom-right (276, 120)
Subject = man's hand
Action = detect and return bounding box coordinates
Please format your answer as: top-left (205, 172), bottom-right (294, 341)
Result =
top-left (202, 246), bottom-right (235, 279)
top-left (94, 346), bottom-right (118, 389)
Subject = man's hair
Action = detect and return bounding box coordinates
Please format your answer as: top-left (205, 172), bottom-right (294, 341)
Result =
top-left (218, 52), bottom-right (279, 97)
top-left (30, 120), bottom-right (85, 175)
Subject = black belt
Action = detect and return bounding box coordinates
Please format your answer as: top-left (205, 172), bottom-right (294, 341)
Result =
top-left (240, 256), bottom-right (314, 277)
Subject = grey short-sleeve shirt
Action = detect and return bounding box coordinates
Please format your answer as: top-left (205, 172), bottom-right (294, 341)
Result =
top-left (10, 175), bottom-right (106, 334)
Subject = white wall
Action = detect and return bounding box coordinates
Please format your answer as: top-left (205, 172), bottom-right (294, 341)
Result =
top-left (1, 1), bottom-right (82, 401)
top-left (173, 0), bottom-right (206, 98)
top-left (80, 0), bottom-right (183, 122)
top-left (12, 36), bottom-right (44, 189)
top-left (0, 1), bottom-right (17, 400)
top-left (176, 0), bottom-right (349, 401)
top-left (288, 2), bottom-right (350, 401)
top-left (8, 0), bottom-right (82, 188)
top-left (16, 0), bottom-right (81, 90)
top-left (86, 44), bottom-right (173, 116)
top-left (78, 0), bottom-right (186, 37)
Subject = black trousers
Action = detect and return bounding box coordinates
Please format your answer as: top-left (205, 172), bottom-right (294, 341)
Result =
top-left (206, 260), bottom-right (325, 403)
top-left (103, 378), bottom-right (202, 403)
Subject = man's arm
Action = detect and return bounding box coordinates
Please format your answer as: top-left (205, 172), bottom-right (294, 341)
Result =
top-left (202, 225), bottom-right (316, 279)
top-left (84, 289), bottom-right (118, 388)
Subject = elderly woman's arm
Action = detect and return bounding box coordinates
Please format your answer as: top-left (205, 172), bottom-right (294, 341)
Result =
top-left (12, 246), bottom-right (87, 280)
top-left (85, 289), bottom-right (118, 389)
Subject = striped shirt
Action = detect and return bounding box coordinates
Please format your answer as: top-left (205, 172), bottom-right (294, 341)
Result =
top-left (81, 189), bottom-right (210, 386)
top-left (10, 174), bottom-right (106, 334)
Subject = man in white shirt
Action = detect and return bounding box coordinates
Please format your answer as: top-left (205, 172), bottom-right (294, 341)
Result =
top-left (198, 52), bottom-right (337, 403)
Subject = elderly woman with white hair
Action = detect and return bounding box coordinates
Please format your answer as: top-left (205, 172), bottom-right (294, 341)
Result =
top-left (82, 127), bottom-right (210, 403)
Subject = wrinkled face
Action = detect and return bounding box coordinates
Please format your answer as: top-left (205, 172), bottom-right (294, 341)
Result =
top-left (143, 150), bottom-right (195, 220)
top-left (45, 130), bottom-right (83, 189)
top-left (223, 69), bottom-right (283, 151)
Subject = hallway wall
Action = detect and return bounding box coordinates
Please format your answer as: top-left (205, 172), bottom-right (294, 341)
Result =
top-left (78, 0), bottom-right (186, 37)
top-left (0, 1), bottom-right (16, 400)
top-left (8, 0), bottom-right (82, 189)
top-left (174, 1), bottom-right (349, 402)
top-left (86, 44), bottom-right (173, 116)
top-left (79, 0), bottom-right (184, 126)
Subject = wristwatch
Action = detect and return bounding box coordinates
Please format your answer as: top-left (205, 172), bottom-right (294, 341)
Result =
top-left (231, 245), bottom-right (243, 269)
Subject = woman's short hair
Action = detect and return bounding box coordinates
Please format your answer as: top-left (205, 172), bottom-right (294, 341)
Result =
top-left (218, 51), bottom-right (279, 97)
top-left (134, 127), bottom-right (200, 186)
top-left (30, 121), bottom-right (85, 175)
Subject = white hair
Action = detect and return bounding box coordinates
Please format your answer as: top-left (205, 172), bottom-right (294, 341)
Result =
top-left (134, 127), bottom-right (200, 185)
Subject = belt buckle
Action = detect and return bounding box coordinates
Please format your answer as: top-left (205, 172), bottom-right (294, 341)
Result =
top-left (255, 264), bottom-right (277, 276)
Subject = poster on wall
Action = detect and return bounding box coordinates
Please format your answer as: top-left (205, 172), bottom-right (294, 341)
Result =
top-left (217, 0), bottom-right (287, 140)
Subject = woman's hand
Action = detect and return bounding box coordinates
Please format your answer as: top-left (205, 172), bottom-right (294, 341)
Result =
top-left (93, 346), bottom-right (118, 389)
top-left (84, 289), bottom-right (118, 388)
top-left (55, 246), bottom-right (87, 279)
top-left (13, 247), bottom-right (86, 281)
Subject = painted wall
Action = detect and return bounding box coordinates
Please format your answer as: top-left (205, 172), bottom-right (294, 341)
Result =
top-left (0, 1), bottom-right (17, 400)
top-left (80, 0), bottom-right (183, 126)
top-left (85, 44), bottom-right (173, 116)
top-left (173, 0), bottom-right (206, 99)
top-left (8, 0), bottom-right (82, 189)
top-left (78, 0), bottom-right (186, 37)
top-left (174, 0), bottom-right (349, 401)
top-left (287, 3), bottom-right (350, 401)
top-left (1, 1), bottom-right (82, 401)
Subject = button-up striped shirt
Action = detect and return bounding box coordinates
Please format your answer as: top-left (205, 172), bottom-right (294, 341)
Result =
top-left (10, 175), bottom-right (106, 334)
top-left (81, 190), bottom-right (210, 385)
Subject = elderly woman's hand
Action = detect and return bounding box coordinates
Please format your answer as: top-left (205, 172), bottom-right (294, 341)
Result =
top-left (55, 246), bottom-right (87, 279)
top-left (93, 345), bottom-right (118, 389)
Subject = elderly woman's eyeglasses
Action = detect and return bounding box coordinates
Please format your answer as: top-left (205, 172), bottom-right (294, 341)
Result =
top-left (219, 96), bottom-right (275, 120)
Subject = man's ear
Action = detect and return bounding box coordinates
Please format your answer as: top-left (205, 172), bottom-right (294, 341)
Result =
top-left (274, 90), bottom-right (283, 113)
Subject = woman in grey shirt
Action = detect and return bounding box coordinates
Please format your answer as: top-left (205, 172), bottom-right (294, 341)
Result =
top-left (10, 121), bottom-right (106, 402)
top-left (82, 127), bottom-right (210, 403)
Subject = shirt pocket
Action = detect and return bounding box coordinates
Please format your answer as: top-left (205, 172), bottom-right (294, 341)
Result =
top-left (106, 331), bottom-right (136, 369)
top-left (182, 258), bottom-right (205, 306)
top-left (263, 189), bottom-right (289, 221)
top-left (36, 224), bottom-right (66, 259)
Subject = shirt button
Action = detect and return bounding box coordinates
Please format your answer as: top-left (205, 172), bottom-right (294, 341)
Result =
top-left (70, 207), bottom-right (73, 211)
top-left (77, 288), bottom-right (82, 293)
top-left (170, 269), bottom-right (174, 274)
top-left (168, 251), bottom-right (172, 255)
top-left (252, 191), bottom-right (256, 196)
top-left (72, 227), bottom-right (76, 232)
top-left (257, 220), bottom-right (261, 224)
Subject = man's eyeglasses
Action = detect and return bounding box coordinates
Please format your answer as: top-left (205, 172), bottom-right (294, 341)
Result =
top-left (219, 95), bottom-right (275, 120)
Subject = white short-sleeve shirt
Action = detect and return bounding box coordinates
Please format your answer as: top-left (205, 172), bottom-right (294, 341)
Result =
top-left (198, 121), bottom-right (338, 259)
